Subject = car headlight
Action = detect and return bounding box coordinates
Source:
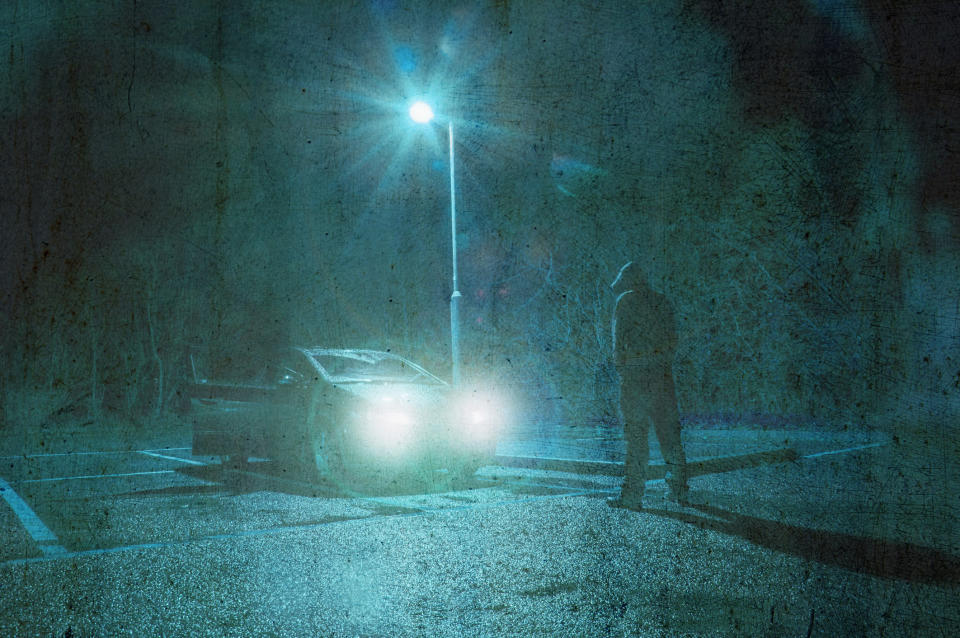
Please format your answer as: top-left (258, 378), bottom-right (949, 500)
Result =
top-left (456, 391), bottom-right (507, 440)
top-left (357, 393), bottom-right (415, 454)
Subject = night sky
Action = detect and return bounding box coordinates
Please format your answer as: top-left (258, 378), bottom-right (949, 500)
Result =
top-left (2, 0), bottom-right (958, 429)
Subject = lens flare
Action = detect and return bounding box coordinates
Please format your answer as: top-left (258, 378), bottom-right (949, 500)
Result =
top-left (409, 100), bottom-right (434, 123)
top-left (457, 391), bottom-right (507, 441)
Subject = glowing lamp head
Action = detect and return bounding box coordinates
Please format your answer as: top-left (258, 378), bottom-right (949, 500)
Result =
top-left (409, 100), bottom-right (434, 124)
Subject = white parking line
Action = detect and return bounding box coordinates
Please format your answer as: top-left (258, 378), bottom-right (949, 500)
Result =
top-left (0, 447), bottom-right (192, 460)
top-left (18, 470), bottom-right (176, 484)
top-left (0, 478), bottom-right (67, 556)
top-left (0, 439), bottom-right (890, 566)
top-left (139, 450), bottom-right (208, 466)
top-left (800, 442), bottom-right (887, 459)
top-left (0, 450), bottom-right (127, 460)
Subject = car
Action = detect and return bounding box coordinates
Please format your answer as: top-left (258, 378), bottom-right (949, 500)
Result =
top-left (189, 347), bottom-right (507, 486)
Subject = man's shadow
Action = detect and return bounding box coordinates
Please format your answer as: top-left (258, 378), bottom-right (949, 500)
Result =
top-left (645, 502), bottom-right (960, 585)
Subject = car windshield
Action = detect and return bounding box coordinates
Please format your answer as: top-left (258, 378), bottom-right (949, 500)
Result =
top-left (307, 351), bottom-right (444, 384)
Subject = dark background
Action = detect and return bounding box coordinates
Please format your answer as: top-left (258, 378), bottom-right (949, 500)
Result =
top-left (2, 0), bottom-right (957, 435)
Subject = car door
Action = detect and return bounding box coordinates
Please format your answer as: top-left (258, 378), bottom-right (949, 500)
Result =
top-left (261, 350), bottom-right (316, 464)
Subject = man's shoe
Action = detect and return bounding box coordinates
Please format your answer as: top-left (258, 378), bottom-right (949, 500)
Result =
top-left (607, 494), bottom-right (643, 511)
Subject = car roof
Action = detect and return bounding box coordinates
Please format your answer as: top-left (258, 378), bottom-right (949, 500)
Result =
top-left (300, 348), bottom-right (404, 362)
top-left (295, 347), bottom-right (447, 385)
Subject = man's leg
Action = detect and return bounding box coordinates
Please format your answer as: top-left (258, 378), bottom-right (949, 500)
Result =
top-left (609, 370), bottom-right (649, 509)
top-left (651, 369), bottom-right (689, 503)
top-left (622, 418), bottom-right (650, 503)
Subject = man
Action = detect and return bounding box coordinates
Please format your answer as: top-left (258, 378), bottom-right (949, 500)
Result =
top-left (608, 261), bottom-right (689, 510)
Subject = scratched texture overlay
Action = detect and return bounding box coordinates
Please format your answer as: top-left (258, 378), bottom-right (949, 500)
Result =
top-left (1, 1), bottom-right (958, 637)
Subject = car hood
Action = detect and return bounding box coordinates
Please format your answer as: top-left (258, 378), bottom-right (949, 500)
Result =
top-left (331, 382), bottom-right (447, 406)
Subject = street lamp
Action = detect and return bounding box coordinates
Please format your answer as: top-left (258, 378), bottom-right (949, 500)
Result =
top-left (409, 100), bottom-right (461, 386)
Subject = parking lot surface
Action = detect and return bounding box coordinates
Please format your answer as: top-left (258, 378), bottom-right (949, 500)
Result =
top-left (1, 420), bottom-right (957, 636)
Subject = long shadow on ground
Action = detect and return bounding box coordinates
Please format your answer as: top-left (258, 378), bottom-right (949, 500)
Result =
top-left (646, 503), bottom-right (960, 585)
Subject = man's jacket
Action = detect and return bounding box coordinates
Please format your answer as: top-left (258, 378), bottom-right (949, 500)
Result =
top-left (612, 287), bottom-right (678, 369)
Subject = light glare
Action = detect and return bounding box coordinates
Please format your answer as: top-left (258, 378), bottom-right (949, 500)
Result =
top-left (457, 391), bottom-right (507, 441)
top-left (409, 100), bottom-right (434, 123)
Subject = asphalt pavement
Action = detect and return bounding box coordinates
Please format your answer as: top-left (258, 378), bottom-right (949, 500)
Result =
top-left (0, 418), bottom-right (957, 637)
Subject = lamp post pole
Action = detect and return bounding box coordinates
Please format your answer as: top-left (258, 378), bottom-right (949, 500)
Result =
top-left (409, 101), bottom-right (460, 386)
top-left (447, 120), bottom-right (461, 387)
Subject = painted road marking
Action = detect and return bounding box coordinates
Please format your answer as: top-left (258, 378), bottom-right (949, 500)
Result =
top-left (0, 447), bottom-right (192, 460)
top-left (0, 477), bottom-right (67, 556)
top-left (139, 450), bottom-right (208, 466)
top-left (18, 470), bottom-right (176, 484)
top-left (800, 442), bottom-right (887, 459)
top-left (502, 439), bottom-right (888, 475)
top-left (0, 439), bottom-right (890, 566)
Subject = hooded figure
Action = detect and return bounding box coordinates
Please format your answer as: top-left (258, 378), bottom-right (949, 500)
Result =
top-left (608, 261), bottom-right (689, 509)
